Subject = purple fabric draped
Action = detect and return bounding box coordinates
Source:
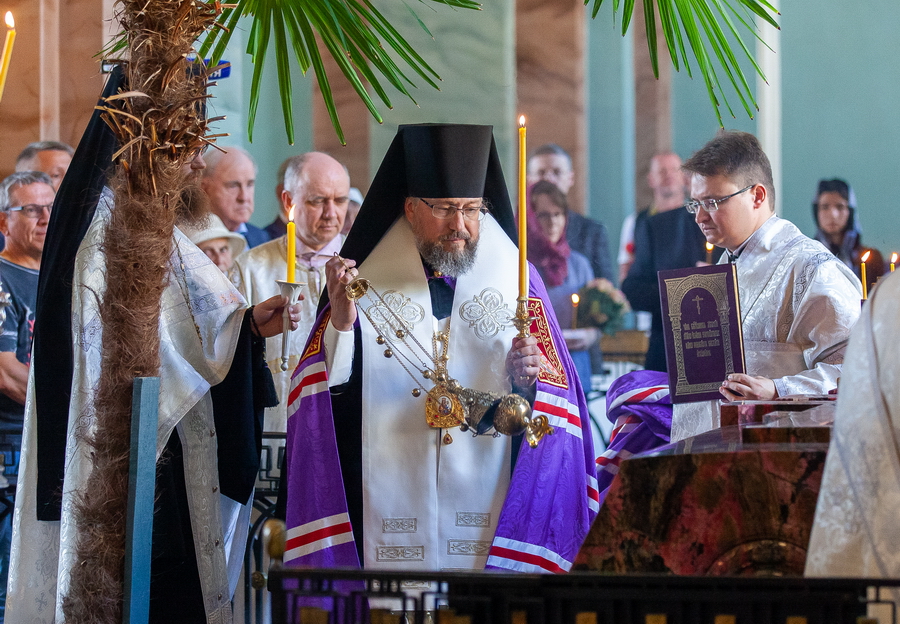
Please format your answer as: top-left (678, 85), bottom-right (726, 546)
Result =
top-left (283, 307), bottom-right (361, 568)
top-left (485, 272), bottom-right (599, 573)
top-left (595, 370), bottom-right (672, 505)
top-left (282, 272), bottom-right (598, 574)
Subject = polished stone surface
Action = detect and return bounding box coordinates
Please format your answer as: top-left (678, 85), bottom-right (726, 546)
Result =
top-left (576, 399), bottom-right (834, 576)
top-left (575, 445), bottom-right (827, 575)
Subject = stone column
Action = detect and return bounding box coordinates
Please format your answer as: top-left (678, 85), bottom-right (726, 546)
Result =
top-left (632, 1), bottom-right (672, 212)
top-left (516, 0), bottom-right (587, 213)
top-left (313, 52), bottom-right (371, 193)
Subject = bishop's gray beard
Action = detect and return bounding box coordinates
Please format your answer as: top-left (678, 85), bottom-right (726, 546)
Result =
top-left (416, 232), bottom-right (478, 277)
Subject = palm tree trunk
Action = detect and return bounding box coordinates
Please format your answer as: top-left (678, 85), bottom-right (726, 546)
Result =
top-left (61, 1), bottom-right (216, 621)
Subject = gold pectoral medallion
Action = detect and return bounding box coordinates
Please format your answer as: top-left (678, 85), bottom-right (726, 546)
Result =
top-left (425, 384), bottom-right (465, 429)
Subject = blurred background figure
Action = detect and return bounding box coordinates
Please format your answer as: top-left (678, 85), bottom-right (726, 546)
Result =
top-left (622, 153), bottom-right (716, 373)
top-left (341, 187), bottom-right (364, 235)
top-left (528, 180), bottom-right (597, 390)
top-left (184, 214), bottom-right (246, 277)
top-left (527, 143), bottom-right (615, 283)
top-left (617, 152), bottom-right (687, 283)
top-left (813, 178), bottom-right (883, 293)
top-left (233, 151), bottom-right (349, 434)
top-left (14, 141), bottom-right (74, 191)
top-left (202, 146), bottom-right (270, 248)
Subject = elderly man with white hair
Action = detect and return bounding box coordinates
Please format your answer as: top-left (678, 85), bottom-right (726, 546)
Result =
top-left (233, 151), bottom-right (350, 433)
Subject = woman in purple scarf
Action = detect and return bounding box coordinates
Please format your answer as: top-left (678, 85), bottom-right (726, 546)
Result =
top-left (527, 181), bottom-right (596, 389)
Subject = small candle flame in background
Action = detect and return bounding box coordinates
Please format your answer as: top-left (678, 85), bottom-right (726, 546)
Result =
top-left (570, 293), bottom-right (579, 329)
top-left (891, 252), bottom-right (897, 273)
top-left (519, 115), bottom-right (526, 127)
top-left (4, 12), bottom-right (13, 28)
top-left (705, 242), bottom-right (714, 264)
top-left (860, 250), bottom-right (871, 300)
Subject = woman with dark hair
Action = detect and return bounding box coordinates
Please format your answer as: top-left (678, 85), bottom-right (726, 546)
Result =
top-left (528, 180), bottom-right (596, 389)
top-left (813, 178), bottom-right (883, 292)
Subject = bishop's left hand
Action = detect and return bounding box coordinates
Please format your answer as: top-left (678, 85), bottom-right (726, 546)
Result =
top-left (507, 335), bottom-right (541, 388)
top-left (719, 373), bottom-right (777, 401)
top-left (252, 294), bottom-right (303, 338)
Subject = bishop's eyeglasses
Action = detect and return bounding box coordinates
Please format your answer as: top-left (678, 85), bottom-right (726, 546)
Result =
top-left (684, 185), bottom-right (754, 214)
top-left (418, 198), bottom-right (488, 221)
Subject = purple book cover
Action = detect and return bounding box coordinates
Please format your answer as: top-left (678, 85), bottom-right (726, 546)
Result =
top-left (658, 264), bottom-right (745, 403)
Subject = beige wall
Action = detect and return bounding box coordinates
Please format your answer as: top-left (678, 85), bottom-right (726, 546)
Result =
top-left (0, 0), bottom-right (114, 177)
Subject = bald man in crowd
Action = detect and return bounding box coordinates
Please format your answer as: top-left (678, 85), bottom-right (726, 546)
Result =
top-left (201, 146), bottom-right (270, 248)
top-left (233, 151), bottom-right (350, 433)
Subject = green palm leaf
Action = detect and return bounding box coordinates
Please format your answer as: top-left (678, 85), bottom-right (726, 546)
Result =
top-left (109, 0), bottom-right (777, 145)
top-left (200, 0), bottom-right (482, 145)
top-left (585, 0), bottom-right (780, 124)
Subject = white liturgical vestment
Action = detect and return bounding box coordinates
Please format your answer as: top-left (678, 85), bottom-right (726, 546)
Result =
top-left (806, 272), bottom-right (900, 577)
top-left (671, 216), bottom-right (861, 441)
top-left (8, 197), bottom-right (249, 623)
top-left (324, 216), bottom-right (517, 571)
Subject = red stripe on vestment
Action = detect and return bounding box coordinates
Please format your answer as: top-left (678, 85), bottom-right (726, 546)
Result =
top-left (488, 546), bottom-right (566, 574)
top-left (288, 369), bottom-right (328, 406)
top-left (285, 521), bottom-right (353, 552)
top-left (534, 400), bottom-right (581, 429)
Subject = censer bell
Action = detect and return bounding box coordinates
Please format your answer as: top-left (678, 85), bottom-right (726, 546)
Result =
top-left (492, 394), bottom-right (552, 448)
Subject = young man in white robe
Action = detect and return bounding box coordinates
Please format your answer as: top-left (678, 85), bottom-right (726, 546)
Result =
top-left (670, 130), bottom-right (861, 440)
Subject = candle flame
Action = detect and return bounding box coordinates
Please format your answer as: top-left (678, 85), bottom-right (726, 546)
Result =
top-left (571, 293), bottom-right (579, 305)
top-left (288, 204), bottom-right (295, 222)
top-left (518, 115), bottom-right (526, 127)
top-left (892, 253), bottom-right (898, 264)
top-left (705, 242), bottom-right (714, 252)
top-left (4, 12), bottom-right (13, 29)
top-left (861, 250), bottom-right (871, 263)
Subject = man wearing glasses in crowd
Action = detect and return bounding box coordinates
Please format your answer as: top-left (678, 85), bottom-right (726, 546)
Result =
top-left (0, 171), bottom-right (54, 619)
top-left (671, 130), bottom-right (861, 441)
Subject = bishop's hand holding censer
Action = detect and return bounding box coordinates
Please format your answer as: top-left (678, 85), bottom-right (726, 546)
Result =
top-left (326, 253), bottom-right (551, 447)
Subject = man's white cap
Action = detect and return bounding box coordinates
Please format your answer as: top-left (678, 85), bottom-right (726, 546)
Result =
top-left (185, 214), bottom-right (247, 258)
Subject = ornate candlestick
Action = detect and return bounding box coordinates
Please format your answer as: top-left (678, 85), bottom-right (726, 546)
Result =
top-left (275, 280), bottom-right (305, 371)
top-left (507, 296), bottom-right (552, 447)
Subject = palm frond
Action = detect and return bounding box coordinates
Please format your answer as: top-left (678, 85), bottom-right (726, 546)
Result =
top-left (585, 0), bottom-right (780, 124)
top-left (200, 0), bottom-right (482, 145)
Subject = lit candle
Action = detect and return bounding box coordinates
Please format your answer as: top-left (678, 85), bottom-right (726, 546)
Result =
top-left (705, 242), bottom-right (714, 265)
top-left (518, 115), bottom-right (528, 298)
top-left (571, 293), bottom-right (579, 329)
top-left (891, 253), bottom-right (897, 273)
top-left (286, 204), bottom-right (296, 283)
top-left (0, 12), bottom-right (16, 104)
top-left (860, 250), bottom-right (870, 300)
